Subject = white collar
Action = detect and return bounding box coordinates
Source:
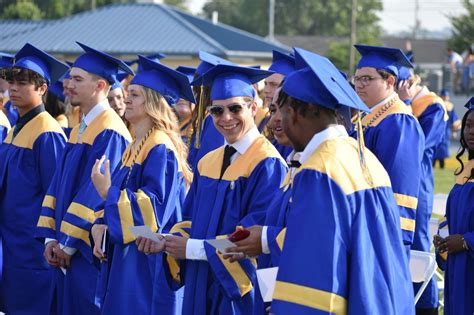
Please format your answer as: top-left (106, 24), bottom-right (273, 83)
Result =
top-left (225, 126), bottom-right (260, 156)
top-left (370, 92), bottom-right (397, 112)
top-left (82, 99), bottom-right (110, 126)
top-left (412, 86), bottom-right (430, 102)
top-left (299, 125), bottom-right (348, 165)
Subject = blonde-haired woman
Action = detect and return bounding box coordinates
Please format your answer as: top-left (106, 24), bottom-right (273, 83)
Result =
top-left (91, 55), bottom-right (194, 315)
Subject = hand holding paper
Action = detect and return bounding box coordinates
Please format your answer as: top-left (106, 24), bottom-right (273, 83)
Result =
top-left (131, 225), bottom-right (166, 255)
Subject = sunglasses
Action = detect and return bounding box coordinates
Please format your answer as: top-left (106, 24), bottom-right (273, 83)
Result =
top-left (208, 103), bottom-right (251, 117)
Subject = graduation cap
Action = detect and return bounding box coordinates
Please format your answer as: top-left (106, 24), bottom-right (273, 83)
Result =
top-left (269, 50), bottom-right (296, 76)
top-left (48, 79), bottom-right (66, 102)
top-left (283, 47), bottom-right (369, 112)
top-left (130, 55), bottom-right (195, 106)
top-left (440, 89), bottom-right (449, 97)
top-left (13, 43), bottom-right (69, 84)
top-left (191, 64), bottom-right (274, 101)
top-left (73, 42), bottom-right (134, 84)
top-left (465, 97), bottom-right (474, 110)
top-left (195, 51), bottom-right (234, 76)
top-left (127, 53), bottom-right (166, 73)
top-left (0, 52), bottom-right (14, 69)
top-left (110, 71), bottom-right (131, 91)
top-left (355, 44), bottom-right (413, 78)
top-left (176, 66), bottom-right (196, 83)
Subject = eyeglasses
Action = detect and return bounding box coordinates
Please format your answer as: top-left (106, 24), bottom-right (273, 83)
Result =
top-left (351, 75), bottom-right (384, 86)
top-left (208, 103), bottom-right (251, 117)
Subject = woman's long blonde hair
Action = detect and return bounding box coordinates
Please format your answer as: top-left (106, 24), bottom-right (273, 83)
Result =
top-left (141, 86), bottom-right (193, 184)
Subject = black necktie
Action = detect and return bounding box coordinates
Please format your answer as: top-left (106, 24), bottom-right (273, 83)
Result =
top-left (220, 145), bottom-right (237, 179)
top-left (288, 160), bottom-right (301, 168)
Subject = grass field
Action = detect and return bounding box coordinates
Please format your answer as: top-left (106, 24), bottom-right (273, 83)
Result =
top-left (433, 158), bottom-right (458, 194)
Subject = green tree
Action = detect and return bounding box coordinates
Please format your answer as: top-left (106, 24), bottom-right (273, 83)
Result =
top-left (203, 0), bottom-right (382, 38)
top-left (203, 0), bottom-right (382, 72)
top-left (2, 0), bottom-right (43, 19)
top-left (448, 0), bottom-right (474, 53)
top-left (164, 0), bottom-right (189, 11)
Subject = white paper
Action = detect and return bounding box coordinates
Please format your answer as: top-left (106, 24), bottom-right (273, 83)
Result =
top-left (205, 238), bottom-right (237, 253)
top-left (129, 225), bottom-right (163, 243)
top-left (439, 229), bottom-right (449, 238)
top-left (256, 267), bottom-right (279, 302)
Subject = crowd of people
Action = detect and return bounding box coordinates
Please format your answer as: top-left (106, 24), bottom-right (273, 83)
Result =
top-left (0, 41), bottom-right (473, 315)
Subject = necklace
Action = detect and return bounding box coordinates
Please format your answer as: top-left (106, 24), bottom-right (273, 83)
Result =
top-left (363, 96), bottom-right (398, 129)
top-left (124, 127), bottom-right (155, 185)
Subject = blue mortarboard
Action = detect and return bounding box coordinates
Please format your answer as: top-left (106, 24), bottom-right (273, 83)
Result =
top-left (440, 89), bottom-right (449, 97)
top-left (14, 43), bottom-right (69, 84)
top-left (48, 79), bottom-right (66, 102)
top-left (192, 64), bottom-right (273, 101)
top-left (127, 53), bottom-right (166, 73)
top-left (176, 66), bottom-right (196, 83)
top-left (464, 97), bottom-right (474, 110)
top-left (283, 47), bottom-right (370, 112)
top-left (111, 71), bottom-right (130, 90)
top-left (269, 50), bottom-right (296, 76)
top-left (130, 55), bottom-right (195, 106)
top-left (355, 44), bottom-right (413, 77)
top-left (195, 51), bottom-right (234, 76)
top-left (73, 42), bottom-right (134, 84)
top-left (0, 52), bottom-right (14, 69)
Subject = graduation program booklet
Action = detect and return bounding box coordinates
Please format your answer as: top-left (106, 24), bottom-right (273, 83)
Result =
top-left (129, 225), bottom-right (164, 243)
top-left (206, 238), bottom-right (238, 254)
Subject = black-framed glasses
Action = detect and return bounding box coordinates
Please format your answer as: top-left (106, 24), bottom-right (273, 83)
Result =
top-left (351, 75), bottom-right (383, 86)
top-left (208, 103), bottom-right (251, 117)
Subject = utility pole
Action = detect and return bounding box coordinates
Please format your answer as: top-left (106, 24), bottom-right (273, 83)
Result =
top-left (91, 0), bottom-right (96, 11)
top-left (413, 0), bottom-right (420, 39)
top-left (268, 0), bottom-right (275, 42)
top-left (349, 0), bottom-right (357, 75)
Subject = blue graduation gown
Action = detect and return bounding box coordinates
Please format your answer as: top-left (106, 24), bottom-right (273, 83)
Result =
top-left (0, 111), bottom-right (10, 143)
top-left (3, 101), bottom-right (18, 127)
top-left (0, 112), bottom-right (66, 314)
top-left (411, 93), bottom-right (446, 309)
top-left (187, 115), bottom-right (224, 171)
top-left (354, 96), bottom-right (424, 247)
top-left (36, 108), bottom-right (131, 315)
top-left (272, 137), bottom-right (415, 314)
top-left (440, 160), bottom-right (474, 315)
top-left (99, 129), bottom-right (185, 315)
top-left (168, 135), bottom-right (287, 315)
top-left (434, 102), bottom-right (458, 160)
top-left (271, 139), bottom-right (293, 161)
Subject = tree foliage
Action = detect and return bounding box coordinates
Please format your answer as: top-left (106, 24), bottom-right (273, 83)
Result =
top-left (203, 0), bottom-right (382, 39)
top-left (448, 0), bottom-right (474, 53)
top-left (1, 0), bottom-right (43, 20)
top-left (0, 0), bottom-right (188, 20)
top-left (203, 0), bottom-right (383, 71)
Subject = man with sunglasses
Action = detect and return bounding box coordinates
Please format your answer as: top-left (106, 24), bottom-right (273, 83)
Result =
top-left (137, 64), bottom-right (287, 314)
top-left (0, 43), bottom-right (68, 314)
top-left (352, 45), bottom-right (425, 253)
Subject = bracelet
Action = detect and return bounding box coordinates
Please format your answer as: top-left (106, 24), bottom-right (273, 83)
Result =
top-left (462, 237), bottom-right (470, 251)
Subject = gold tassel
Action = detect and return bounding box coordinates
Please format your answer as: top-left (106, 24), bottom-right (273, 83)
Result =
top-left (356, 111), bottom-right (374, 187)
top-left (194, 85), bottom-right (206, 149)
